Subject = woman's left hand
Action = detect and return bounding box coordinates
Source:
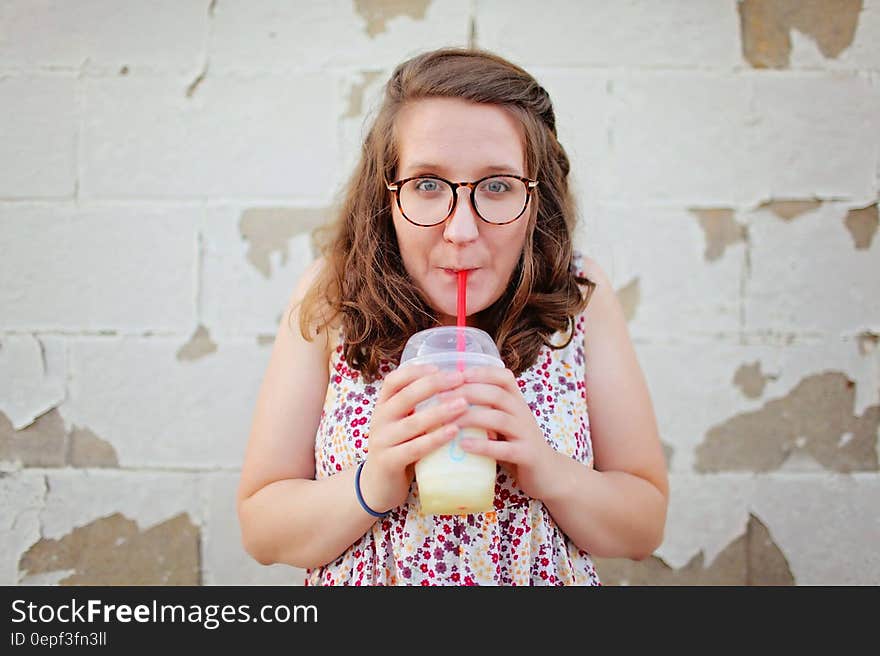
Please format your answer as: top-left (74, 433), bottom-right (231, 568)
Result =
top-left (455, 366), bottom-right (561, 501)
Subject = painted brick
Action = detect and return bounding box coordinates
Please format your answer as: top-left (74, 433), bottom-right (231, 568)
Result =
top-left (16, 470), bottom-right (202, 584)
top-left (201, 473), bottom-right (305, 585)
top-left (532, 69), bottom-right (610, 229)
top-left (659, 473), bottom-right (880, 585)
top-left (338, 69), bottom-right (392, 181)
top-left (81, 74), bottom-right (339, 199)
top-left (655, 473), bottom-right (756, 573)
top-left (744, 202), bottom-right (880, 335)
top-left (0, 76), bottom-right (76, 198)
top-left (750, 73), bottom-right (879, 201)
top-left (61, 337), bottom-right (270, 468)
top-left (751, 473), bottom-right (880, 584)
top-left (604, 73), bottom-right (762, 205)
top-left (763, 0), bottom-right (880, 72)
top-left (635, 338), bottom-right (877, 474)
top-left (0, 472), bottom-right (44, 585)
top-left (476, 0), bottom-right (741, 69)
top-left (38, 470), bottom-right (201, 540)
top-left (603, 72), bottom-right (879, 205)
top-left (209, 0), bottom-right (470, 73)
top-left (0, 204), bottom-right (196, 332)
top-left (0, 0), bottom-right (207, 74)
top-left (200, 205), bottom-right (317, 336)
top-left (0, 335), bottom-right (65, 430)
top-left (586, 205), bottom-right (745, 337)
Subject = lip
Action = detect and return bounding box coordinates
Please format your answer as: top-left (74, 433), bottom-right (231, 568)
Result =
top-left (439, 267), bottom-right (479, 274)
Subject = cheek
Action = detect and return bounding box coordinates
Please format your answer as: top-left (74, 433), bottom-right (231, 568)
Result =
top-left (496, 225), bottom-right (528, 267)
top-left (391, 213), bottom-right (429, 272)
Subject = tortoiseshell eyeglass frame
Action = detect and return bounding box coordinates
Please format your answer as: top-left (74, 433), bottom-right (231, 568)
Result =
top-left (386, 174), bottom-right (540, 227)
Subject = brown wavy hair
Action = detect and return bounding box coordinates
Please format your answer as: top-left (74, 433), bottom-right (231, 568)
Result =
top-left (299, 47), bottom-right (595, 383)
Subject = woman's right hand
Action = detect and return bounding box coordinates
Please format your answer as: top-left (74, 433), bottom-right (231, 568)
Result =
top-left (358, 364), bottom-right (469, 513)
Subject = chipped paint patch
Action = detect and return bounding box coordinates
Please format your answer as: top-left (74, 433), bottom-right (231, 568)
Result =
top-left (256, 335), bottom-right (275, 347)
top-left (747, 514), bottom-right (797, 585)
top-left (239, 208), bottom-right (327, 278)
top-left (0, 409), bottom-right (67, 468)
top-left (68, 426), bottom-right (119, 468)
top-left (695, 372), bottom-right (880, 473)
top-left (738, 0), bottom-right (862, 69)
top-left (354, 0), bottom-right (431, 38)
top-left (662, 442), bottom-right (674, 469)
top-left (617, 277), bottom-right (640, 322)
top-left (19, 513), bottom-right (199, 585)
top-left (345, 71), bottom-right (382, 119)
top-left (758, 199), bottom-right (822, 221)
top-left (690, 209), bottom-right (747, 261)
top-left (844, 203), bottom-right (878, 250)
top-left (595, 514), bottom-right (794, 585)
top-left (176, 325), bottom-right (218, 362)
top-left (733, 361), bottom-right (777, 398)
top-left (857, 331), bottom-right (879, 355)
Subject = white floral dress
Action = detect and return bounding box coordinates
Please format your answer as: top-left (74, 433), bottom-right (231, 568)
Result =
top-left (305, 251), bottom-right (600, 586)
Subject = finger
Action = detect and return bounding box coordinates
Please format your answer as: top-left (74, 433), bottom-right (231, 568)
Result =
top-left (447, 382), bottom-right (519, 415)
top-left (449, 406), bottom-right (515, 440)
top-left (462, 366), bottom-right (519, 394)
top-left (385, 369), bottom-right (465, 420)
top-left (377, 364), bottom-right (440, 403)
top-left (459, 435), bottom-right (521, 463)
top-left (391, 397), bottom-right (469, 446)
top-left (394, 423), bottom-right (459, 467)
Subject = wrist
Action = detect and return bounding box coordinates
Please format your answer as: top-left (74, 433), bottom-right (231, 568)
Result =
top-left (356, 460), bottom-right (391, 517)
top-left (538, 447), bottom-right (575, 504)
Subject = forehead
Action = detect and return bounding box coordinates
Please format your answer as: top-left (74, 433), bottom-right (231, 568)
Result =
top-left (395, 97), bottom-right (525, 175)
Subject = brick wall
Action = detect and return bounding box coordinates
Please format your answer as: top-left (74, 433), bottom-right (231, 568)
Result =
top-left (1, 0), bottom-right (878, 585)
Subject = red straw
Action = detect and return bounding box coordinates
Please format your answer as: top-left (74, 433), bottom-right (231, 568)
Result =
top-left (456, 271), bottom-right (467, 371)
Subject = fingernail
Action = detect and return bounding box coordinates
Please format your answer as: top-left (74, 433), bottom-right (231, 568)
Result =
top-left (447, 398), bottom-right (467, 410)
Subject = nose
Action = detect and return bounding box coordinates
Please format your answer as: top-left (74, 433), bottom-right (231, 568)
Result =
top-left (442, 185), bottom-right (480, 244)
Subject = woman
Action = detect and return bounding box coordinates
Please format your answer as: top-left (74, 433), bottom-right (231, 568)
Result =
top-left (237, 47), bottom-right (668, 585)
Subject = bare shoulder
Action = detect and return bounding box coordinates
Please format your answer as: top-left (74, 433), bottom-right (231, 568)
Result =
top-left (578, 255), bottom-right (618, 325)
top-left (287, 255), bottom-right (326, 311)
top-left (284, 256), bottom-right (336, 360)
top-left (578, 254), bottom-right (611, 287)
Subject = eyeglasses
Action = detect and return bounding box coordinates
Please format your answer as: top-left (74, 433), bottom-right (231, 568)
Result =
top-left (386, 174), bottom-right (539, 227)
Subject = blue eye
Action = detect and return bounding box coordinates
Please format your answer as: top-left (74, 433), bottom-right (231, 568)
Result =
top-left (415, 179), bottom-right (442, 192)
top-left (481, 178), bottom-right (512, 194)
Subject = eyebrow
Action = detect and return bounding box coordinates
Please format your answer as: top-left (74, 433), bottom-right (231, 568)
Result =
top-left (402, 162), bottom-right (524, 178)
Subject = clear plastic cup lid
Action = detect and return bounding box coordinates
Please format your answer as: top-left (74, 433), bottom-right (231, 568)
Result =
top-left (400, 326), bottom-right (503, 368)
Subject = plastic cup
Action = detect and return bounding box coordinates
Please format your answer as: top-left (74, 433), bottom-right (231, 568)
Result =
top-left (399, 326), bottom-right (504, 515)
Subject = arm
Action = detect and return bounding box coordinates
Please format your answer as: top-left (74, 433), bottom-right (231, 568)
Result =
top-left (236, 258), bottom-right (377, 569)
top-left (458, 256), bottom-right (668, 560)
top-left (237, 259), bottom-right (471, 570)
top-left (540, 256), bottom-right (668, 560)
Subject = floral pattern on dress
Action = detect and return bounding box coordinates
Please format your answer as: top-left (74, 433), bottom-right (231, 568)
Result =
top-left (305, 251), bottom-right (600, 586)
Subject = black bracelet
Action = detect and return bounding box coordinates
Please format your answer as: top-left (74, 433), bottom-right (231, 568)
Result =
top-left (355, 460), bottom-right (389, 518)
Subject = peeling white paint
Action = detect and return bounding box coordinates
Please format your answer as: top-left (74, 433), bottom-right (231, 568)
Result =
top-left (0, 472), bottom-right (45, 585)
top-left (39, 471), bottom-right (201, 541)
top-left (0, 335), bottom-right (65, 430)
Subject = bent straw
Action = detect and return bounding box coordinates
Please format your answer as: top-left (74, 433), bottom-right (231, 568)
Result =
top-left (456, 271), bottom-right (467, 372)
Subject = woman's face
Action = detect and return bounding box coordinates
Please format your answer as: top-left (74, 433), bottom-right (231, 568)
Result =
top-left (391, 97), bottom-right (532, 326)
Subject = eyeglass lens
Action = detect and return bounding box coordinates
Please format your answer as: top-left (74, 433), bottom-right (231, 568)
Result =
top-left (398, 176), bottom-right (528, 225)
